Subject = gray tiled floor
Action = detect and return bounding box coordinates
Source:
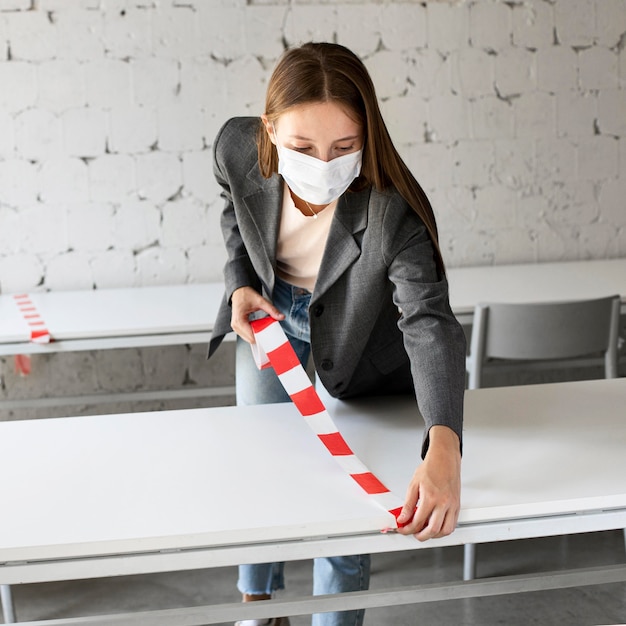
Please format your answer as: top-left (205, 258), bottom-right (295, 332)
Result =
top-left (5, 530), bottom-right (626, 625)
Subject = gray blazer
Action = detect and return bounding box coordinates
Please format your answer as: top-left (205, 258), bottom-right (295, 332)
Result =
top-left (209, 117), bottom-right (465, 453)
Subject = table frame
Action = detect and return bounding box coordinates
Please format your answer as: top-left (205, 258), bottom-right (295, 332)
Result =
top-left (2, 512), bottom-right (626, 624)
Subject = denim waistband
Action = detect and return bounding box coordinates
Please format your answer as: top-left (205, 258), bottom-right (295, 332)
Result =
top-left (273, 276), bottom-right (311, 343)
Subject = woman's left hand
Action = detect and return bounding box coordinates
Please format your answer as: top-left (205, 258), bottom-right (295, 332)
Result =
top-left (395, 425), bottom-right (461, 541)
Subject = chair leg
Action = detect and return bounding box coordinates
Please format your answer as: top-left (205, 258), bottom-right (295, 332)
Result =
top-left (1, 584), bottom-right (16, 623)
top-left (463, 543), bottom-right (477, 581)
top-left (623, 527), bottom-right (626, 553)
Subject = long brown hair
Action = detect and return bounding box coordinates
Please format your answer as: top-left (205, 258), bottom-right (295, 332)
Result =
top-left (258, 42), bottom-right (444, 273)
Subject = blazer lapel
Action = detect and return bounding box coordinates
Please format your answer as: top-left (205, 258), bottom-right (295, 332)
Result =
top-left (313, 188), bottom-right (369, 299)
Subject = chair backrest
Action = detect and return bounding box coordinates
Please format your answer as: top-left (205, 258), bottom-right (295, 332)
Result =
top-left (467, 295), bottom-right (621, 389)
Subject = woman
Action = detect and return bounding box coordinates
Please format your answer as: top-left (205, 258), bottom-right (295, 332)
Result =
top-left (208, 42), bottom-right (466, 626)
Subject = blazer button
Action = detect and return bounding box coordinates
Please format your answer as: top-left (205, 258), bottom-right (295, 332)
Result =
top-left (321, 359), bottom-right (334, 371)
top-left (313, 304), bottom-right (324, 317)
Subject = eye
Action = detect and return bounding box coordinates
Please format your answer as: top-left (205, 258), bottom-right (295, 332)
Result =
top-left (292, 145), bottom-right (312, 153)
top-left (336, 145), bottom-right (355, 152)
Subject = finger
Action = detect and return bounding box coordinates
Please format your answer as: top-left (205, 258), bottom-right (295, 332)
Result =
top-left (397, 477), bottom-right (423, 528)
top-left (397, 505), bottom-right (429, 536)
top-left (432, 507), bottom-right (460, 539)
top-left (259, 301), bottom-right (285, 321)
top-left (405, 497), bottom-right (431, 533)
top-left (231, 316), bottom-right (255, 344)
top-left (415, 498), bottom-right (461, 540)
top-left (234, 326), bottom-right (254, 344)
top-left (396, 499), bottom-right (418, 527)
top-left (398, 491), bottom-right (443, 538)
top-left (413, 508), bottom-right (445, 541)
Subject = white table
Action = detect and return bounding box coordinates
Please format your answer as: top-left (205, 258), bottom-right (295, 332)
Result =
top-left (447, 258), bottom-right (626, 324)
top-left (2, 258), bottom-right (624, 351)
top-left (0, 283), bottom-right (228, 411)
top-left (2, 259), bottom-right (624, 350)
top-left (1, 379), bottom-right (626, 624)
top-left (0, 283), bottom-right (225, 354)
top-left (1, 259), bottom-right (624, 410)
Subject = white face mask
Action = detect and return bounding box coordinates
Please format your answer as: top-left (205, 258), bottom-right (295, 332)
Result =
top-left (274, 136), bottom-right (363, 206)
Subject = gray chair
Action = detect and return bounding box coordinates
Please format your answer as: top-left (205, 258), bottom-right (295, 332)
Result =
top-left (463, 294), bottom-right (621, 581)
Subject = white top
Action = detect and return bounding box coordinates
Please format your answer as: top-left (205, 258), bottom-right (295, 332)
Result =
top-left (276, 182), bottom-right (336, 291)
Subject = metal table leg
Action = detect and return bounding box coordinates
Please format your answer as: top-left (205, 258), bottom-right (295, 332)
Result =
top-left (1, 584), bottom-right (16, 623)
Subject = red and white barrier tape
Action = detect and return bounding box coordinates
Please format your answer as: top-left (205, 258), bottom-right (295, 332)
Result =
top-left (250, 316), bottom-right (406, 529)
top-left (12, 294), bottom-right (51, 376)
top-left (13, 294), bottom-right (51, 344)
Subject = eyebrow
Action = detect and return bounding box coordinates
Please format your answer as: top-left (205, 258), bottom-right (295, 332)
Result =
top-left (289, 134), bottom-right (361, 143)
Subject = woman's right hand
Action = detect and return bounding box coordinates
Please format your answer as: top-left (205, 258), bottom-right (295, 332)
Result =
top-left (230, 286), bottom-right (285, 344)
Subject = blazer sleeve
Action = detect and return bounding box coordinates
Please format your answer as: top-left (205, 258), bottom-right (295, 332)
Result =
top-left (213, 118), bottom-right (262, 303)
top-left (383, 198), bottom-right (466, 454)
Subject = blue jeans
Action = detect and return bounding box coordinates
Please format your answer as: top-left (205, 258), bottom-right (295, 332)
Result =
top-left (236, 277), bottom-right (370, 626)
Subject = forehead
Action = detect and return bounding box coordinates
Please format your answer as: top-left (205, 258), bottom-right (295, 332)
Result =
top-left (276, 101), bottom-right (362, 139)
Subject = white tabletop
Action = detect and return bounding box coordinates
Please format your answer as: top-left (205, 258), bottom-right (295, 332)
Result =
top-left (1, 258), bottom-right (624, 346)
top-left (0, 283), bottom-right (224, 345)
top-left (0, 403), bottom-right (391, 563)
top-left (322, 378), bottom-right (626, 524)
top-left (447, 258), bottom-right (626, 316)
top-left (1, 378), bottom-right (625, 565)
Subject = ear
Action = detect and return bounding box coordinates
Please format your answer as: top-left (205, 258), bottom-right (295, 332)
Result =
top-left (260, 114), bottom-right (276, 145)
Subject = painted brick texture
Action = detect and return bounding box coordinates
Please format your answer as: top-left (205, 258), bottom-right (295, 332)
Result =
top-left (1, 0), bottom-right (624, 291)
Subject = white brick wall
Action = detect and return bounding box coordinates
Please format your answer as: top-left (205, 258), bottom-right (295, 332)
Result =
top-left (3, 0), bottom-right (621, 294)
top-left (512, 0), bottom-right (553, 48)
top-left (6, 10), bottom-right (58, 61)
top-left (1, 0), bottom-right (625, 413)
top-left (62, 107), bottom-right (107, 157)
